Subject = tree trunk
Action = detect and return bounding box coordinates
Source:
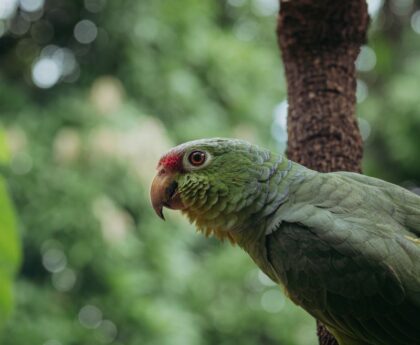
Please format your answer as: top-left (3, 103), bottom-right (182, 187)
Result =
top-left (276, 0), bottom-right (369, 344)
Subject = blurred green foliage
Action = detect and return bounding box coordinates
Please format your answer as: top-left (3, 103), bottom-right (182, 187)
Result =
top-left (0, 127), bottom-right (21, 329)
top-left (0, 0), bottom-right (419, 345)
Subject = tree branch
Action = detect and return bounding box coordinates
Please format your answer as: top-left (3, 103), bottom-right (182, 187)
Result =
top-left (278, 0), bottom-right (368, 173)
top-left (276, 0), bottom-right (369, 343)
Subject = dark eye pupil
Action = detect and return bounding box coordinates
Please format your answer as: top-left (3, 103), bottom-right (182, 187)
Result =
top-left (189, 151), bottom-right (205, 166)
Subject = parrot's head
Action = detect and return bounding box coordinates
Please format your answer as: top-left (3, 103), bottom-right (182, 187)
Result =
top-left (150, 138), bottom-right (277, 242)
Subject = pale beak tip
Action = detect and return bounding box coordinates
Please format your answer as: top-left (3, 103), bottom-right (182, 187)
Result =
top-left (151, 201), bottom-right (166, 221)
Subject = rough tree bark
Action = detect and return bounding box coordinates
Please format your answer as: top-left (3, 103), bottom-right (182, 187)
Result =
top-left (276, 0), bottom-right (369, 344)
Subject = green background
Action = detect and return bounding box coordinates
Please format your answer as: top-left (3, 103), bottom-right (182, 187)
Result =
top-left (0, 0), bottom-right (420, 344)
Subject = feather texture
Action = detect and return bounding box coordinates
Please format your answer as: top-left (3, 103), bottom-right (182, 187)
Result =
top-left (261, 171), bottom-right (420, 345)
top-left (155, 139), bottom-right (420, 345)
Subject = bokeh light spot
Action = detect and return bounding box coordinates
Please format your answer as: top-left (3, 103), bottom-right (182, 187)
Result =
top-left (21, 7), bottom-right (43, 21)
top-left (97, 320), bottom-right (118, 343)
top-left (41, 239), bottom-right (63, 253)
top-left (9, 15), bottom-right (31, 35)
top-left (32, 57), bottom-right (60, 88)
top-left (257, 270), bottom-right (276, 287)
top-left (234, 19), bottom-right (257, 42)
top-left (356, 79), bottom-right (368, 103)
top-left (53, 128), bottom-right (81, 164)
top-left (272, 100), bottom-right (288, 151)
top-left (52, 48), bottom-right (77, 76)
top-left (245, 269), bottom-right (265, 292)
top-left (19, 0), bottom-right (44, 12)
top-left (10, 152), bottom-right (33, 175)
top-left (74, 19), bottom-right (98, 44)
top-left (252, 0), bottom-right (278, 16)
top-left (0, 0), bottom-right (18, 20)
top-left (90, 76), bottom-right (124, 115)
top-left (356, 46), bottom-right (376, 72)
top-left (42, 248), bottom-right (67, 273)
top-left (5, 126), bottom-right (27, 155)
top-left (84, 0), bottom-right (106, 13)
top-left (261, 289), bottom-right (285, 313)
top-left (358, 117), bottom-right (371, 141)
top-left (79, 305), bottom-right (103, 329)
top-left (93, 196), bottom-right (131, 243)
top-left (367, 0), bottom-right (384, 18)
top-left (52, 268), bottom-right (77, 292)
top-left (411, 11), bottom-right (420, 34)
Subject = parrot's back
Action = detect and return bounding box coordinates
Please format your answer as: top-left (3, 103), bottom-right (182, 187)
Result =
top-left (250, 167), bottom-right (420, 345)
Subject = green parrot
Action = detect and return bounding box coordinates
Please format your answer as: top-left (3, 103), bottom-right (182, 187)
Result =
top-left (150, 138), bottom-right (420, 345)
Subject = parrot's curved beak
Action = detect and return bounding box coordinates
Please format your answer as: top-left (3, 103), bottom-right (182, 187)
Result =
top-left (150, 169), bottom-right (185, 220)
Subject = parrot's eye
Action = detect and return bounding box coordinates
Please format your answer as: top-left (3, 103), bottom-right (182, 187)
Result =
top-left (188, 151), bottom-right (206, 166)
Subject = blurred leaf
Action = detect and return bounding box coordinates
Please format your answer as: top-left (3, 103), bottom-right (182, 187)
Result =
top-left (0, 174), bottom-right (21, 327)
top-left (0, 178), bottom-right (21, 275)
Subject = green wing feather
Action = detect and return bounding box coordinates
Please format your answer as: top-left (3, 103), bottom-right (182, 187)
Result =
top-left (336, 171), bottom-right (420, 238)
top-left (264, 171), bottom-right (420, 345)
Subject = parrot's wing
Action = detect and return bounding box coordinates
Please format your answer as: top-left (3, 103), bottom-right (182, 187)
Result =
top-left (335, 171), bottom-right (420, 238)
top-left (264, 173), bottom-right (420, 344)
top-left (266, 220), bottom-right (420, 345)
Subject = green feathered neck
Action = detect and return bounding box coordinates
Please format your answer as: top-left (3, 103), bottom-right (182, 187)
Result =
top-left (178, 150), bottom-right (295, 244)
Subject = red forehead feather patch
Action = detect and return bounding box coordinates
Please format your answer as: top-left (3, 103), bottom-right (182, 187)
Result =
top-left (158, 152), bottom-right (183, 171)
